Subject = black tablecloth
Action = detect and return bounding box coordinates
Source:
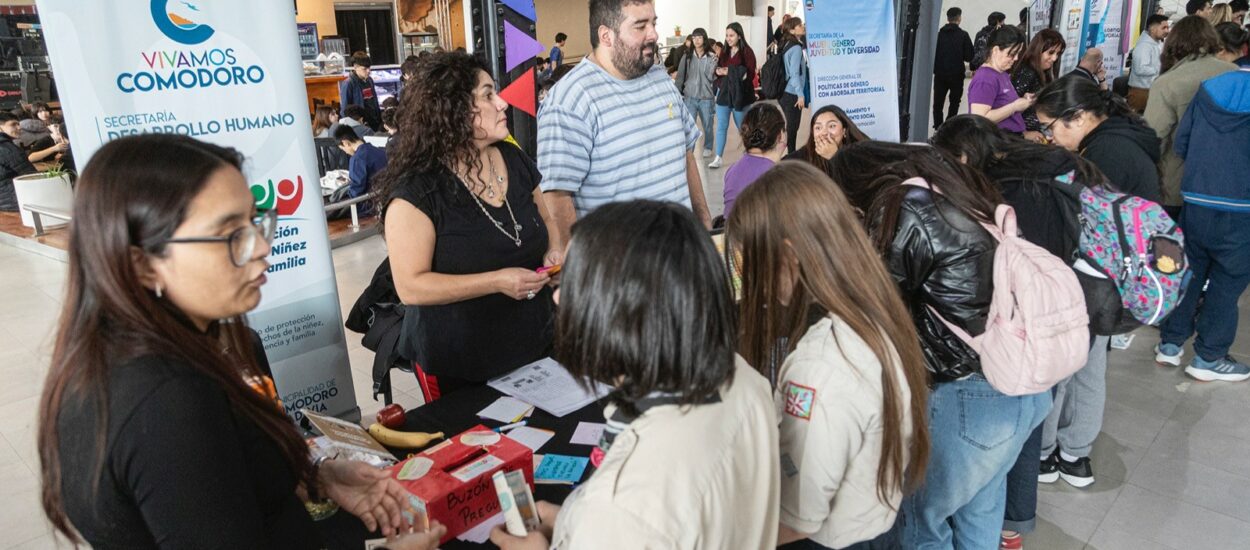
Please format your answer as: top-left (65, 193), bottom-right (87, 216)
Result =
top-left (318, 384), bottom-right (607, 549)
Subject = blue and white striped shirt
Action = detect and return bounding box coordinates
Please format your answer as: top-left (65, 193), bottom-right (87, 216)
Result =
top-left (538, 58), bottom-right (700, 218)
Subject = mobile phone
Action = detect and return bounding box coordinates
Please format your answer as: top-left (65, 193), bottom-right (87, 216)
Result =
top-left (537, 264), bottom-right (562, 276)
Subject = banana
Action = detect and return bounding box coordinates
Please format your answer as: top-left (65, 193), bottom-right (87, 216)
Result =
top-left (368, 423), bottom-right (444, 449)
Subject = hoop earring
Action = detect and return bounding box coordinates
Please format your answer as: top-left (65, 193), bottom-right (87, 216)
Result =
top-left (155, 283), bottom-right (163, 299)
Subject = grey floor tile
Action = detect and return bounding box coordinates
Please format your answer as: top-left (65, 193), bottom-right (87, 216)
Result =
top-left (1128, 450), bottom-right (1250, 524)
top-left (1098, 484), bottom-right (1250, 550)
top-left (1038, 477), bottom-right (1124, 539)
top-left (1085, 525), bottom-right (1180, 550)
top-left (1023, 516), bottom-right (1087, 550)
top-left (1097, 399), bottom-right (1169, 451)
top-left (1146, 418), bottom-right (1250, 479)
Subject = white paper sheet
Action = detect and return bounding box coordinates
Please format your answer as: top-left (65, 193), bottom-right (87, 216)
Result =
top-left (503, 426), bottom-right (556, 452)
top-left (488, 358), bottom-right (612, 417)
top-left (569, 422), bottom-right (606, 446)
top-left (477, 396), bottom-right (535, 423)
top-left (457, 512), bottom-right (505, 543)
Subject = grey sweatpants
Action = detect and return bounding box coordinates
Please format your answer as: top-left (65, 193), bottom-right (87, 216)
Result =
top-left (1041, 335), bottom-right (1110, 458)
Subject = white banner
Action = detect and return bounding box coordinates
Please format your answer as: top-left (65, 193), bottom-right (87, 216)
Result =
top-left (804, 0), bottom-right (900, 141)
top-left (1086, 0), bottom-right (1128, 79)
top-left (1031, 0), bottom-right (1056, 40)
top-left (1058, 0), bottom-right (1090, 74)
top-left (37, 0), bottom-right (358, 422)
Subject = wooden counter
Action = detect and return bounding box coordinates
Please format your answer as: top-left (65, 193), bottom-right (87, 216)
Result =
top-left (305, 74), bottom-right (346, 115)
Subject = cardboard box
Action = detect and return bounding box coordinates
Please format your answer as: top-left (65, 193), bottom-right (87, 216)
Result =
top-left (388, 424), bottom-right (535, 543)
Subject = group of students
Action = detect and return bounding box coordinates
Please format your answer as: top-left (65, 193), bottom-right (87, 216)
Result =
top-left (0, 101), bottom-right (73, 212)
top-left (32, 2), bottom-right (1250, 550)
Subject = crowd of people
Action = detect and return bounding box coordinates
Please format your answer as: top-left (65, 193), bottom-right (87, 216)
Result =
top-left (0, 101), bottom-right (73, 213)
top-left (32, 1), bottom-right (1250, 550)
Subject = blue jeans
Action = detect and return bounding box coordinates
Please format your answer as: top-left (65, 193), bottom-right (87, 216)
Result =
top-left (684, 97), bottom-right (715, 154)
top-left (1003, 423), bottom-right (1045, 534)
top-left (901, 375), bottom-right (1051, 549)
top-left (1160, 206), bottom-right (1250, 361)
top-left (715, 103), bottom-right (746, 157)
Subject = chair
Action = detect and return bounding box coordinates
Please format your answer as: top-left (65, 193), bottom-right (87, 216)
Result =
top-left (314, 137), bottom-right (350, 177)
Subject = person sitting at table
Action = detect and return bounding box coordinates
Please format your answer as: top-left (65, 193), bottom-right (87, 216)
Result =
top-left (380, 51), bottom-right (561, 397)
top-left (37, 134), bottom-right (444, 550)
top-left (784, 104), bottom-right (871, 179)
top-left (490, 200), bottom-right (781, 550)
top-left (330, 124), bottom-right (387, 219)
top-left (0, 112), bottom-right (37, 212)
top-left (729, 162), bottom-right (931, 550)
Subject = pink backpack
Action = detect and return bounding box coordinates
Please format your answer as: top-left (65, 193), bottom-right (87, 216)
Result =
top-left (904, 178), bottom-right (1090, 395)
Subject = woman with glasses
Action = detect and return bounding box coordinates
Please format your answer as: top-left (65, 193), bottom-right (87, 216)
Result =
top-left (379, 52), bottom-right (560, 397)
top-left (38, 135), bottom-right (443, 550)
top-left (1034, 74), bottom-right (1162, 204)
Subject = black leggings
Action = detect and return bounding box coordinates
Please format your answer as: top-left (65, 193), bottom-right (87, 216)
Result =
top-left (781, 92), bottom-right (803, 154)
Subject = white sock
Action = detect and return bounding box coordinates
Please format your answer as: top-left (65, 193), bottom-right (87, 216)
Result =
top-left (1041, 452), bottom-right (1053, 461)
top-left (1060, 450), bottom-right (1082, 462)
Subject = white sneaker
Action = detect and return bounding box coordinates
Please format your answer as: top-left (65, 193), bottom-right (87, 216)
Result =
top-left (708, 156), bottom-right (722, 169)
top-left (702, 149), bottom-right (713, 159)
top-left (1155, 343), bottom-right (1183, 367)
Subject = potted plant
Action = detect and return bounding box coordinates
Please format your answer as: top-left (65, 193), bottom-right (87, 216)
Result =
top-left (13, 164), bottom-right (74, 228)
top-left (674, 25), bottom-right (682, 37)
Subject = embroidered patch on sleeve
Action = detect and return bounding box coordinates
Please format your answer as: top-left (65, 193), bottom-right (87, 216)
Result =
top-left (784, 382), bottom-right (816, 420)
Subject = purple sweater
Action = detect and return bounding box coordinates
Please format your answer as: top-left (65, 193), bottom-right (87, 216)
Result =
top-left (723, 155), bottom-right (776, 217)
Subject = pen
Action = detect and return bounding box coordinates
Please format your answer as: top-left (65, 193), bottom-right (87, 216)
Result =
top-left (496, 421), bottom-right (527, 432)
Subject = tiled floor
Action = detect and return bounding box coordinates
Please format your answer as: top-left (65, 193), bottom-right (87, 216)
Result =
top-left (4, 124), bottom-right (1250, 549)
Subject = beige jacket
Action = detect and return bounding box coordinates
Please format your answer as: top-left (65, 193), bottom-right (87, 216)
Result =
top-left (776, 315), bottom-right (913, 549)
top-left (549, 358), bottom-right (780, 549)
top-left (1143, 55), bottom-right (1237, 206)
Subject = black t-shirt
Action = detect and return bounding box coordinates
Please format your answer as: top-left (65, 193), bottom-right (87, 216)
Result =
top-left (56, 335), bottom-right (320, 549)
top-left (387, 143), bottom-right (554, 383)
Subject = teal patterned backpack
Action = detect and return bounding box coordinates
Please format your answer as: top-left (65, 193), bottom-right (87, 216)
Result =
top-left (1078, 186), bottom-right (1189, 326)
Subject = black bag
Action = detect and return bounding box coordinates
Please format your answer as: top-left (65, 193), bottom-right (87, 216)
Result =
top-left (760, 42), bottom-right (796, 100)
top-left (345, 258), bottom-right (412, 401)
top-left (1076, 269), bottom-right (1141, 336)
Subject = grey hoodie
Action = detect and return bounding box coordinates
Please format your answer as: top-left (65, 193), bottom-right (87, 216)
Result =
top-left (675, 50), bottom-right (717, 100)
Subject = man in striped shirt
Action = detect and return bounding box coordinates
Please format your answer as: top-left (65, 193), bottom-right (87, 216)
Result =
top-left (538, 0), bottom-right (712, 247)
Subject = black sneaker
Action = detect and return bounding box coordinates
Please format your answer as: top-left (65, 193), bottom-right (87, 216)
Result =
top-left (1039, 451), bottom-right (1060, 484)
top-left (1058, 455), bottom-right (1094, 488)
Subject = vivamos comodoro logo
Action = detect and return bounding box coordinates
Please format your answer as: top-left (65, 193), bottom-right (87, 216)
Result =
top-left (251, 176), bottom-right (305, 217)
top-left (151, 0), bottom-right (214, 45)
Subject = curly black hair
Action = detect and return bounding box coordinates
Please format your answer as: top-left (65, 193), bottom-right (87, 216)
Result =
top-left (376, 51), bottom-right (494, 218)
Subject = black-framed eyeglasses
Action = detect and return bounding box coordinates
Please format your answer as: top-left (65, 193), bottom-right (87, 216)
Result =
top-left (163, 209), bottom-right (278, 267)
top-left (1040, 106), bottom-right (1083, 139)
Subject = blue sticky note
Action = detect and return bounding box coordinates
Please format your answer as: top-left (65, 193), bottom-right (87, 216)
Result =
top-left (534, 454), bottom-right (589, 484)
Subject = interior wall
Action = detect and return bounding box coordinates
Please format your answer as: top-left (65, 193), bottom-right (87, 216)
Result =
top-left (535, 0), bottom-right (591, 60)
top-left (297, 0), bottom-right (339, 37)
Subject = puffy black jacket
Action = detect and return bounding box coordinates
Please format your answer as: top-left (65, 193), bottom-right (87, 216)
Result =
top-left (884, 187), bottom-right (996, 384)
top-left (0, 133), bottom-right (36, 212)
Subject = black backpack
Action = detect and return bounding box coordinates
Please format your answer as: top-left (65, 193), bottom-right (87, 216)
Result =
top-left (760, 42), bottom-right (798, 100)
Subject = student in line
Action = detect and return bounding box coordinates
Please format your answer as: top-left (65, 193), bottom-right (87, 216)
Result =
top-left (722, 103), bottom-right (787, 218)
top-left (731, 163), bottom-right (930, 550)
top-left (674, 27), bottom-right (718, 159)
top-left (831, 142), bottom-right (1051, 549)
top-left (777, 16), bottom-right (808, 154)
top-left (968, 25), bottom-right (1033, 135)
top-left (710, 22), bottom-right (758, 169)
top-left (490, 201), bottom-right (781, 549)
top-left (37, 134), bottom-right (441, 550)
top-left (784, 104), bottom-right (870, 179)
top-left (1011, 28), bottom-right (1066, 142)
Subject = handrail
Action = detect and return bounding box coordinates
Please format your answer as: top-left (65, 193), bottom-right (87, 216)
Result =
top-left (323, 191), bottom-right (377, 229)
top-left (22, 203), bottom-right (72, 237)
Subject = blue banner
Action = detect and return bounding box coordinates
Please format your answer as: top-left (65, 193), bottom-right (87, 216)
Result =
top-left (804, 0), bottom-right (900, 141)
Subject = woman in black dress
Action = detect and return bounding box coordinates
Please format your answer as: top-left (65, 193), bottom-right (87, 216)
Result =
top-left (39, 135), bottom-right (441, 550)
top-left (1011, 29), bottom-right (1066, 142)
top-left (379, 52), bottom-right (561, 395)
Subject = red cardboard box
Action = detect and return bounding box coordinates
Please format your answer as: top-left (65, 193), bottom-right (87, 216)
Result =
top-left (388, 424), bottom-right (535, 543)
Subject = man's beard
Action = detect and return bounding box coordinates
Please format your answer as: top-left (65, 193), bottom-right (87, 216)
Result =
top-left (612, 39), bottom-right (659, 79)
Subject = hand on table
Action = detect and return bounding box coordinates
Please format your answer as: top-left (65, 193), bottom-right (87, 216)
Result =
top-left (377, 521), bottom-right (447, 550)
top-left (319, 459), bottom-right (412, 537)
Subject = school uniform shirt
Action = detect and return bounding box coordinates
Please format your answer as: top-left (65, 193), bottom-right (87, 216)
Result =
top-left (549, 358), bottom-right (780, 549)
top-left (776, 314), bottom-right (913, 549)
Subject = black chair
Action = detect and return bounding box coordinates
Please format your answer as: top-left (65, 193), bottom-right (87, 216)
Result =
top-left (314, 137), bottom-right (350, 177)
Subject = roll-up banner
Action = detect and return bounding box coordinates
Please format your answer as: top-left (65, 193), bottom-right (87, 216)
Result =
top-left (1058, 0), bottom-right (1090, 74)
top-left (37, 0), bottom-right (359, 422)
top-left (804, 0), bottom-right (900, 141)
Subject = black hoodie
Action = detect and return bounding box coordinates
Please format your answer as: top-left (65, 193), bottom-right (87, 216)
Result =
top-left (1079, 116), bottom-right (1162, 203)
top-left (985, 148), bottom-right (1084, 261)
top-left (934, 23), bottom-right (974, 80)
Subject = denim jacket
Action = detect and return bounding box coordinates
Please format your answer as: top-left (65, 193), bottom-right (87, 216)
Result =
top-left (783, 41), bottom-right (807, 98)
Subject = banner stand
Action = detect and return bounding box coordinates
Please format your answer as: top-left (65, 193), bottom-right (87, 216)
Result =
top-left (806, 0), bottom-right (902, 141)
top-left (38, 0), bottom-right (360, 423)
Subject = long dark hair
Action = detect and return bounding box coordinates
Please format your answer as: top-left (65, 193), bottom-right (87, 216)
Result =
top-left (729, 162), bottom-right (930, 506)
top-left (1034, 74), bottom-right (1144, 126)
top-left (1013, 28), bottom-right (1066, 84)
top-left (801, 105), bottom-right (870, 170)
top-left (986, 25), bottom-right (1028, 64)
top-left (829, 141), bottom-right (1003, 254)
top-left (38, 135), bottom-right (312, 543)
top-left (779, 16), bottom-right (803, 47)
top-left (931, 114), bottom-right (1106, 189)
top-left (720, 22), bottom-right (753, 63)
top-left (1162, 15), bottom-right (1224, 72)
top-left (555, 201), bottom-right (736, 417)
top-left (1216, 21), bottom-right (1250, 55)
top-left (376, 51), bottom-right (492, 217)
top-left (740, 103), bottom-right (786, 152)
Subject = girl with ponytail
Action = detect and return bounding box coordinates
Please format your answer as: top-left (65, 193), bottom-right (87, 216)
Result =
top-left (1034, 74), bottom-right (1163, 204)
top-left (722, 103), bottom-right (787, 218)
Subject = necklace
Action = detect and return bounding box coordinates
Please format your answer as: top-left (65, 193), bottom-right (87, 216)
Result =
top-left (462, 151), bottom-right (523, 247)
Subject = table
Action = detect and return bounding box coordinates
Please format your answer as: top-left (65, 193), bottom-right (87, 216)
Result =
top-left (317, 384), bottom-right (608, 549)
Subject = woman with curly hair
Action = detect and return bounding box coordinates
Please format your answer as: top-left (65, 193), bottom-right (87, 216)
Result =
top-left (378, 52), bottom-right (561, 395)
